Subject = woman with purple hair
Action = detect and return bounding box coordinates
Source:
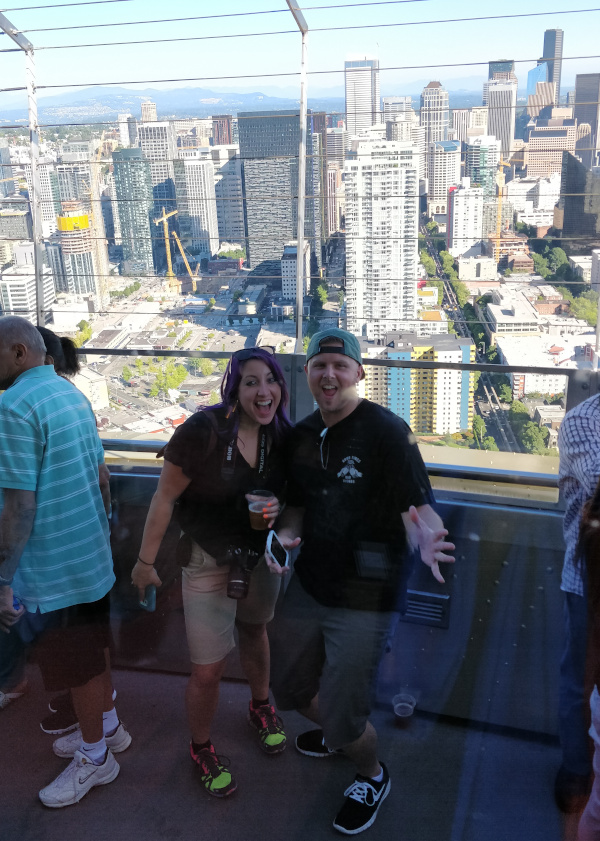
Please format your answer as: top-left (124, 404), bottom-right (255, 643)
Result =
top-left (132, 346), bottom-right (291, 798)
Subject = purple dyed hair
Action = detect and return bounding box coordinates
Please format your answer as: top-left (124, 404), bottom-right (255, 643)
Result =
top-left (204, 347), bottom-right (292, 443)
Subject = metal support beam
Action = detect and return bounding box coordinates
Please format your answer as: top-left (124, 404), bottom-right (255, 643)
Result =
top-left (0, 13), bottom-right (43, 325)
top-left (286, 2), bottom-right (309, 353)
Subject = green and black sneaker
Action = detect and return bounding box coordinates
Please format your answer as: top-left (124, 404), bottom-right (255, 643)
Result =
top-left (248, 702), bottom-right (287, 755)
top-left (190, 741), bottom-right (237, 797)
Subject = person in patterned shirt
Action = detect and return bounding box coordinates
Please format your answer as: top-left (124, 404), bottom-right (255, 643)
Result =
top-left (556, 392), bottom-right (600, 812)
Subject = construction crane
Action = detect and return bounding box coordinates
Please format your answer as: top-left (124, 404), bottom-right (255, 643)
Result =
top-left (171, 230), bottom-right (200, 290)
top-left (495, 159), bottom-right (511, 265)
top-left (154, 206), bottom-right (179, 290)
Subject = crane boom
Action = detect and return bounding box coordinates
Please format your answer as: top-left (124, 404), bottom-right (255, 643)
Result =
top-left (154, 206), bottom-right (178, 285)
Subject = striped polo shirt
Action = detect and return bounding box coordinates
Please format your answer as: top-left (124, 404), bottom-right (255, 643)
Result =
top-left (0, 365), bottom-right (114, 613)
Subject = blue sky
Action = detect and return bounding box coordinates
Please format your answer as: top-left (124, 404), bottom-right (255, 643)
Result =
top-left (0, 0), bottom-right (599, 101)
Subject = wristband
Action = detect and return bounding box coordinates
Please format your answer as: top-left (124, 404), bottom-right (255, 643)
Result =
top-left (137, 556), bottom-right (155, 567)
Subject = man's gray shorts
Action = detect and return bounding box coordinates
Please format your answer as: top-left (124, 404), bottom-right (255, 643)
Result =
top-left (270, 574), bottom-right (396, 750)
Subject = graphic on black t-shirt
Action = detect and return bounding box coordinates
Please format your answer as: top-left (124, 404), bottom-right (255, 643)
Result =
top-left (286, 400), bottom-right (434, 611)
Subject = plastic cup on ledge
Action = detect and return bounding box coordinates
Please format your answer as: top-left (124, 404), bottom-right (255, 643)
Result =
top-left (392, 693), bottom-right (416, 728)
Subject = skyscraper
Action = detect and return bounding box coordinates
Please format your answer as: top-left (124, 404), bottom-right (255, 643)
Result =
top-left (0, 263), bottom-right (54, 324)
top-left (238, 110), bottom-right (322, 269)
top-left (447, 178), bottom-right (484, 258)
top-left (0, 144), bottom-right (14, 198)
top-left (487, 81), bottom-right (517, 157)
top-left (25, 159), bottom-right (61, 239)
top-left (488, 60), bottom-right (516, 79)
top-left (46, 203), bottom-right (98, 299)
top-left (212, 115), bottom-right (233, 146)
top-left (427, 140), bottom-right (461, 217)
top-left (465, 135), bottom-right (500, 199)
top-left (574, 74), bottom-right (600, 167)
top-left (344, 140), bottom-right (419, 340)
top-left (112, 148), bottom-right (155, 275)
top-left (368, 333), bottom-right (474, 434)
top-left (527, 63), bottom-right (548, 98)
top-left (450, 109), bottom-right (469, 144)
top-left (419, 82), bottom-right (449, 145)
top-left (117, 114), bottom-right (133, 148)
top-left (136, 121), bottom-right (177, 210)
top-left (326, 128), bottom-right (348, 167)
top-left (344, 58), bottom-right (381, 136)
top-left (141, 101), bottom-right (157, 123)
top-left (173, 156), bottom-right (219, 258)
top-left (542, 29), bottom-right (564, 106)
top-left (382, 96), bottom-right (412, 121)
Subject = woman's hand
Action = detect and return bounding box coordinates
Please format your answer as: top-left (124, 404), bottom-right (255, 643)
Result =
top-left (245, 493), bottom-right (281, 529)
top-left (131, 559), bottom-right (162, 603)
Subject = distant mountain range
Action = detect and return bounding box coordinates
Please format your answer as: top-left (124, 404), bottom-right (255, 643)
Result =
top-left (0, 84), bottom-right (490, 126)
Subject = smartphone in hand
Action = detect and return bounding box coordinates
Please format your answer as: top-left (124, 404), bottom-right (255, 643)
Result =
top-left (266, 530), bottom-right (289, 569)
top-left (139, 584), bottom-right (156, 612)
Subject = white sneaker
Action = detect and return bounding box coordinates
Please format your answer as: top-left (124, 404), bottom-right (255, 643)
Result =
top-left (39, 749), bottom-right (119, 808)
top-left (53, 723), bottom-right (132, 758)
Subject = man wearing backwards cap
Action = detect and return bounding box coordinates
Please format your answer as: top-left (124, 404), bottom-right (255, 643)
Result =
top-left (267, 328), bottom-right (455, 835)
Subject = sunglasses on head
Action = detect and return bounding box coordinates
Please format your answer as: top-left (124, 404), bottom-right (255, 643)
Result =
top-left (232, 346), bottom-right (276, 362)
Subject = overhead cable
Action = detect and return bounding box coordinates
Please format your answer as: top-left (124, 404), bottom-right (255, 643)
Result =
top-left (23, 53), bottom-right (600, 92)
top-left (15, 1), bottom-right (434, 33)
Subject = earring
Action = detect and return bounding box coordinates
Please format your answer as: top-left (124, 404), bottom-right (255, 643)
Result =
top-left (225, 400), bottom-right (238, 419)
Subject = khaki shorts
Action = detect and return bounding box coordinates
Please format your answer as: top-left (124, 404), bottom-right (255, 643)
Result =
top-left (182, 542), bottom-right (281, 665)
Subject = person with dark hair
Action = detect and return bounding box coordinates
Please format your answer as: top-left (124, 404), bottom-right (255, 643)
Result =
top-left (577, 479), bottom-right (600, 839)
top-left (132, 346), bottom-right (291, 798)
top-left (35, 326), bottom-right (80, 378)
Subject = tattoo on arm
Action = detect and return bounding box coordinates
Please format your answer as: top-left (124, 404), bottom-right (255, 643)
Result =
top-left (0, 489), bottom-right (37, 581)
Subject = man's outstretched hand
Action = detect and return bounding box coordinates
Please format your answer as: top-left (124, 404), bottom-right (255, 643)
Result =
top-left (408, 505), bottom-right (455, 584)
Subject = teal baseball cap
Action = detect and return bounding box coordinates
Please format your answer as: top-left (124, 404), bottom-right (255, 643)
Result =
top-left (305, 328), bottom-right (363, 368)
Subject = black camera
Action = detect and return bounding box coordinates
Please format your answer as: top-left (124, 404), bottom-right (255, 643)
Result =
top-left (226, 547), bottom-right (260, 600)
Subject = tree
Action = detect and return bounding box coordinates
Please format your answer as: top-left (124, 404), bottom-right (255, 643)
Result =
top-left (208, 390), bottom-right (219, 405)
top-left (216, 359), bottom-right (228, 373)
top-left (548, 247), bottom-right (568, 273)
top-left (200, 358), bottom-right (213, 377)
top-left (532, 252), bottom-right (551, 278)
top-left (439, 250), bottom-right (456, 276)
top-left (134, 357), bottom-right (144, 375)
top-left (521, 422), bottom-right (549, 454)
top-left (497, 383), bottom-right (513, 403)
top-left (419, 250), bottom-right (437, 278)
top-left (426, 221), bottom-right (438, 234)
top-left (450, 280), bottom-right (469, 308)
top-left (482, 436), bottom-right (499, 451)
top-left (472, 415), bottom-right (486, 447)
top-left (122, 365), bottom-right (132, 382)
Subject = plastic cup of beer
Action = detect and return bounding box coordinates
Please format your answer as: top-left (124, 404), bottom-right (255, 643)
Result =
top-left (392, 693), bottom-right (416, 728)
top-left (248, 490), bottom-right (273, 531)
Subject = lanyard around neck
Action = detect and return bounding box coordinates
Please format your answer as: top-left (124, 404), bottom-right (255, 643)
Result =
top-left (221, 430), bottom-right (267, 481)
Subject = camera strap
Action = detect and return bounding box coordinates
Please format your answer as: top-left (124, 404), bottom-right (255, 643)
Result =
top-left (221, 431), bottom-right (267, 481)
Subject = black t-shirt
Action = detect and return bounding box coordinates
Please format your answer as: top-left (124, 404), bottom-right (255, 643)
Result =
top-left (286, 399), bottom-right (434, 611)
top-left (163, 407), bottom-right (287, 560)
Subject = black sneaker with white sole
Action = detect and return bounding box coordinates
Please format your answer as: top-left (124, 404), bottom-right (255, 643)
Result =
top-left (295, 729), bottom-right (343, 758)
top-left (333, 763), bottom-right (391, 835)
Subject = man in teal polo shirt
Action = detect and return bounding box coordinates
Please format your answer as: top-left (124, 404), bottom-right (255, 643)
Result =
top-left (0, 316), bottom-right (127, 808)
